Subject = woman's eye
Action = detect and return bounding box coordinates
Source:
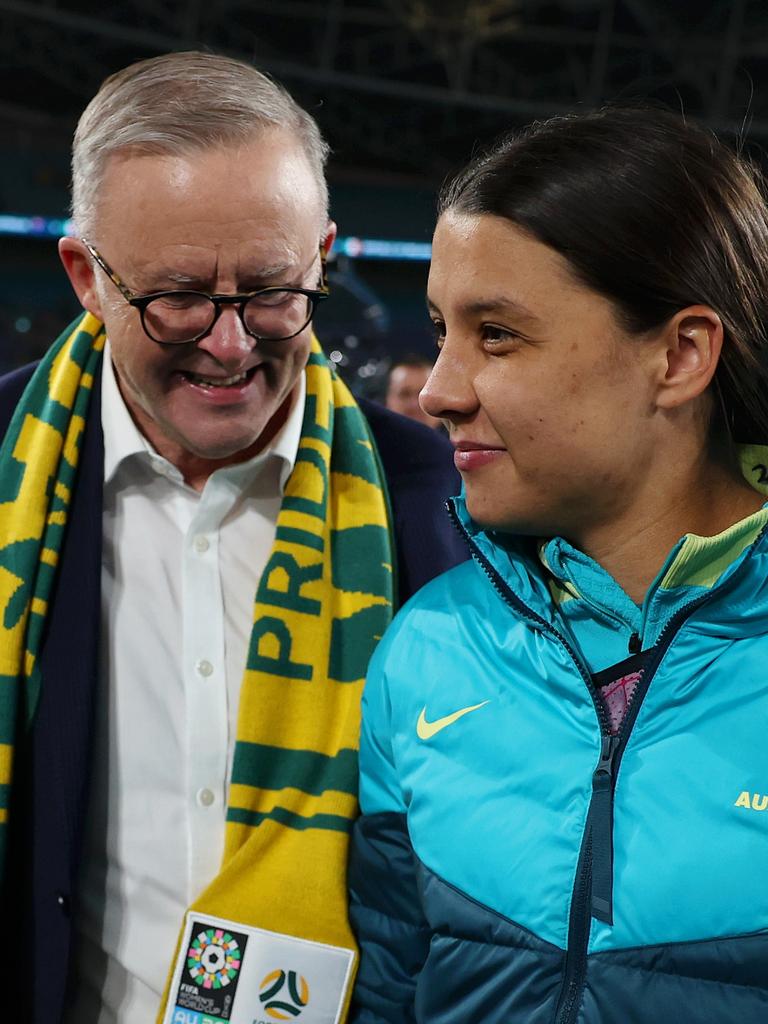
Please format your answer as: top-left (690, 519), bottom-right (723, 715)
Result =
top-left (429, 319), bottom-right (447, 347)
top-left (482, 324), bottom-right (518, 345)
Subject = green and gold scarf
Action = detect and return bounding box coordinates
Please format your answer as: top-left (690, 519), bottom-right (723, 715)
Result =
top-left (0, 312), bottom-right (395, 1021)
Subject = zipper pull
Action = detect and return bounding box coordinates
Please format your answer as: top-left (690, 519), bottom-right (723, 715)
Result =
top-left (595, 733), bottom-right (619, 784)
top-left (590, 733), bottom-right (620, 926)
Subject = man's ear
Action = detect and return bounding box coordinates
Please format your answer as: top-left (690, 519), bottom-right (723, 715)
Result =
top-left (655, 305), bottom-right (723, 410)
top-left (322, 220), bottom-right (337, 257)
top-left (58, 237), bottom-right (104, 319)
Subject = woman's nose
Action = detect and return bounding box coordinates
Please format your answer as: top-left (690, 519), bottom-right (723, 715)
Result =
top-left (420, 341), bottom-right (478, 423)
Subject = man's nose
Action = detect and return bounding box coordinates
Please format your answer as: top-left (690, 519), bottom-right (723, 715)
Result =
top-left (195, 306), bottom-right (254, 367)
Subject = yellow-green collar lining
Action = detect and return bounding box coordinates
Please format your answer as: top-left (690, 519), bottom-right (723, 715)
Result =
top-left (540, 444), bottom-right (768, 599)
top-left (658, 445), bottom-right (768, 591)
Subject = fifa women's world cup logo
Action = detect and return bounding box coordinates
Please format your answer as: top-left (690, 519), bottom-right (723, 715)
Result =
top-left (187, 928), bottom-right (243, 989)
top-left (259, 968), bottom-right (311, 1019)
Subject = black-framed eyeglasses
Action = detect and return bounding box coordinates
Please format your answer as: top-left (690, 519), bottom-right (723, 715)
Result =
top-left (83, 239), bottom-right (330, 346)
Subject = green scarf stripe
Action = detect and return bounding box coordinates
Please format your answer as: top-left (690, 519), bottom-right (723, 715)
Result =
top-left (226, 805), bottom-right (352, 834)
top-left (363, 420), bottom-right (398, 611)
top-left (275, 525), bottom-right (325, 552)
top-left (0, 713), bottom-right (16, 746)
top-left (230, 742), bottom-right (358, 796)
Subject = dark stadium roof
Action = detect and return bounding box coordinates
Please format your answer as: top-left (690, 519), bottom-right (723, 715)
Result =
top-left (1, 0), bottom-right (767, 184)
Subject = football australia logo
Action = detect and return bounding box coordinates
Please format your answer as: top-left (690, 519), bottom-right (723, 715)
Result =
top-left (259, 969), bottom-right (310, 1020)
top-left (735, 790), bottom-right (768, 811)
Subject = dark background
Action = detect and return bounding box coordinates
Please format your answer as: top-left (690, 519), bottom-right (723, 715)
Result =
top-left (1, 0), bottom-right (766, 394)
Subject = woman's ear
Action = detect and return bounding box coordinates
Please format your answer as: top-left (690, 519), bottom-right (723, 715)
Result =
top-left (654, 305), bottom-right (723, 410)
top-left (58, 237), bottom-right (104, 319)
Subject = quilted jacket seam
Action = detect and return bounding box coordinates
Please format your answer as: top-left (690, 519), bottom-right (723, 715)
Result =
top-left (429, 928), bottom-right (564, 957)
top-left (351, 902), bottom-right (429, 934)
top-left (587, 957), bottom-right (768, 995)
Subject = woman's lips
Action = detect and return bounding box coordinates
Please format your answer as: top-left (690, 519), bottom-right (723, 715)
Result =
top-left (452, 441), bottom-right (506, 471)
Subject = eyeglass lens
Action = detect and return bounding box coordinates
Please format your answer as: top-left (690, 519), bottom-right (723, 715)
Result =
top-left (142, 290), bottom-right (315, 344)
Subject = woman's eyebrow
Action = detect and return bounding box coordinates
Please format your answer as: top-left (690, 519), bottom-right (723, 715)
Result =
top-left (427, 295), bottom-right (539, 322)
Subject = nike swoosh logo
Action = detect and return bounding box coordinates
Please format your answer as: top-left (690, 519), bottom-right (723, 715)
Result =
top-left (416, 700), bottom-right (490, 740)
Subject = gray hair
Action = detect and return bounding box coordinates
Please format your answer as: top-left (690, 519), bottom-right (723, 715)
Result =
top-left (71, 50), bottom-right (330, 236)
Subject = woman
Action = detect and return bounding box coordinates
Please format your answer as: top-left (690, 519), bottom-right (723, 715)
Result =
top-left (348, 108), bottom-right (768, 1023)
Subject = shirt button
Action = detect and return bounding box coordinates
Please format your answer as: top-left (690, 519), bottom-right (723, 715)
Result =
top-left (193, 535), bottom-right (210, 554)
top-left (196, 659), bottom-right (214, 678)
top-left (197, 788), bottom-right (215, 808)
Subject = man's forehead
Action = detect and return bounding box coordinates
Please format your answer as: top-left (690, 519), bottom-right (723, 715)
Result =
top-left (90, 137), bottom-right (326, 256)
top-left (95, 133), bottom-right (324, 217)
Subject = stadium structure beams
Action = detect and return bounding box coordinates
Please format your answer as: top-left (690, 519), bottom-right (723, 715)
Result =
top-left (0, 0), bottom-right (766, 179)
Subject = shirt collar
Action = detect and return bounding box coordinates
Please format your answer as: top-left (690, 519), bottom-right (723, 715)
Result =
top-left (101, 341), bottom-right (305, 492)
top-left (101, 341), bottom-right (150, 485)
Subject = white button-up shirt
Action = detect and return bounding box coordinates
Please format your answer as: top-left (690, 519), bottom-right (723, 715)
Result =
top-left (65, 346), bottom-right (304, 1022)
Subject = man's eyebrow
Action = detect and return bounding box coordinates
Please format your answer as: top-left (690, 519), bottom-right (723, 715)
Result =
top-left (150, 262), bottom-right (297, 288)
top-left (245, 262), bottom-right (296, 280)
top-left (426, 295), bottom-right (539, 321)
top-left (165, 272), bottom-right (199, 285)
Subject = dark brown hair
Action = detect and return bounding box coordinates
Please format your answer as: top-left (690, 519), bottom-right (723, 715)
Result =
top-left (439, 107), bottom-right (768, 442)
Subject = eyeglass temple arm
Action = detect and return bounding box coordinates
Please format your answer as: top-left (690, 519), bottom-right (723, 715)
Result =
top-left (82, 239), bottom-right (136, 302)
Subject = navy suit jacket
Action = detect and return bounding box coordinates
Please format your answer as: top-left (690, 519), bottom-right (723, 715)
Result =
top-left (0, 360), bottom-right (466, 1022)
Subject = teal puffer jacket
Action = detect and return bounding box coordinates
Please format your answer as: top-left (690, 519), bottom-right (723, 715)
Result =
top-left (349, 495), bottom-right (768, 1023)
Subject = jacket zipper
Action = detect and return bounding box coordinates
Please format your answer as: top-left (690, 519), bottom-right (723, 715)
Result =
top-left (446, 503), bottom-right (710, 1024)
top-left (589, 732), bottom-right (620, 924)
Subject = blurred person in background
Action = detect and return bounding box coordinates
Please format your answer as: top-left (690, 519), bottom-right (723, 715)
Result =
top-left (384, 353), bottom-right (442, 429)
top-left (0, 51), bottom-right (463, 1024)
top-left (349, 108), bottom-right (768, 1022)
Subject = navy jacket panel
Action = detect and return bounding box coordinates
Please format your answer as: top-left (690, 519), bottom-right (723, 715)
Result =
top-left (0, 362), bottom-right (464, 1022)
top-left (0, 360), bottom-right (103, 1020)
top-left (581, 935), bottom-right (768, 1023)
top-left (0, 361), bottom-right (37, 433)
top-left (348, 812), bottom-right (431, 1023)
top-left (349, 815), bottom-right (565, 1024)
top-left (350, 817), bottom-right (768, 1023)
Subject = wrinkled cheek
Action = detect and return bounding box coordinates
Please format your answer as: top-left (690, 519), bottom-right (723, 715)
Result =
top-left (108, 324), bottom-right (170, 397)
top-left (129, 363), bottom-right (174, 411)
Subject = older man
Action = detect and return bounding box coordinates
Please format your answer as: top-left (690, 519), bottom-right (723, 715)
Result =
top-left (0, 52), bottom-right (463, 1024)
